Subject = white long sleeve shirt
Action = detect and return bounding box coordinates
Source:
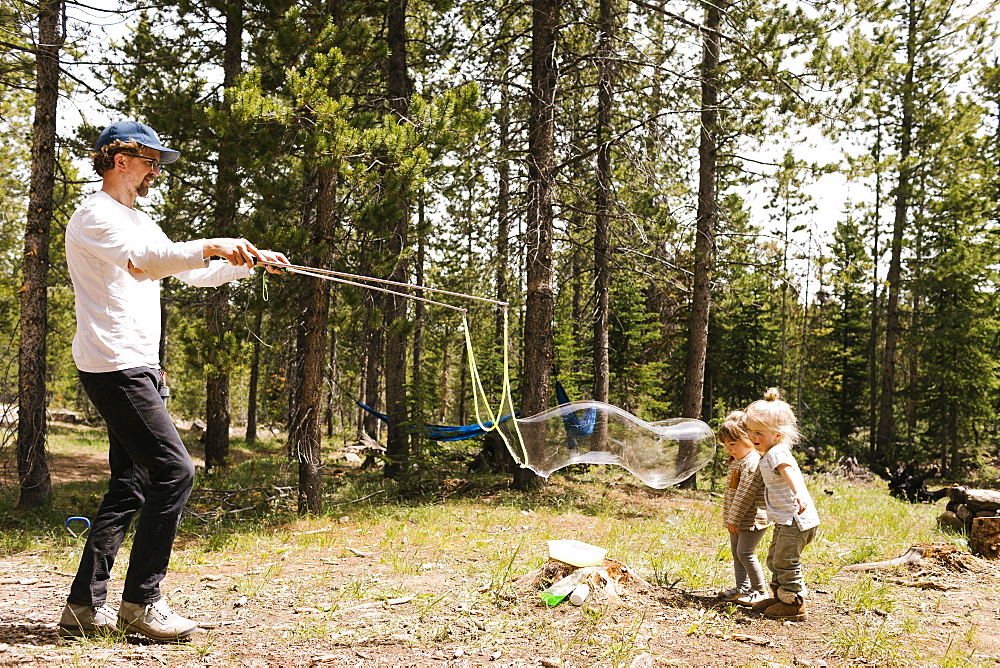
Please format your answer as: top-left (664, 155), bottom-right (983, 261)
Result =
top-left (66, 190), bottom-right (252, 373)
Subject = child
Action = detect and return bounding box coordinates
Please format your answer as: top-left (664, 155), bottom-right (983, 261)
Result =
top-left (717, 410), bottom-right (771, 606)
top-left (741, 387), bottom-right (820, 622)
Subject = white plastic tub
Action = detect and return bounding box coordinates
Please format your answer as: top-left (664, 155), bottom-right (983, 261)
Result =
top-left (547, 539), bottom-right (607, 567)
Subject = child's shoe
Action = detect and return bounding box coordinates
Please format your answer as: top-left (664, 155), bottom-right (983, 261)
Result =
top-left (734, 589), bottom-right (768, 607)
top-left (763, 590), bottom-right (807, 621)
top-left (751, 583), bottom-right (780, 612)
top-left (717, 585), bottom-right (745, 600)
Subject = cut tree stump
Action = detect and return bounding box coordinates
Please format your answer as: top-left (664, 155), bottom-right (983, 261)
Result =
top-left (970, 517), bottom-right (1000, 560)
top-left (843, 545), bottom-right (925, 571)
top-left (843, 542), bottom-right (983, 572)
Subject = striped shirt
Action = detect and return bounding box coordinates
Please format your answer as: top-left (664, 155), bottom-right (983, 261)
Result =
top-left (723, 450), bottom-right (770, 530)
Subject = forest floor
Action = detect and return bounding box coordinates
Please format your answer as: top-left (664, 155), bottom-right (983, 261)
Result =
top-left (1, 423), bottom-right (999, 666)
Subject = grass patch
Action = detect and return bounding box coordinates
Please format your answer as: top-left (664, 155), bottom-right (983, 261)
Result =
top-left (1, 422), bottom-right (967, 665)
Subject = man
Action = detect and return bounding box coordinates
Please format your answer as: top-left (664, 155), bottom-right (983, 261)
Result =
top-left (58, 120), bottom-right (288, 642)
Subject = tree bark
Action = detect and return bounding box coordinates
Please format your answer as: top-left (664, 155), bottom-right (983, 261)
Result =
top-left (868, 120), bottom-right (882, 462)
top-left (296, 167), bottom-right (335, 514)
top-left (592, 0), bottom-right (614, 407)
top-left (876, 1), bottom-right (916, 465)
top-left (590, 0), bottom-right (617, 451)
top-left (679, 0), bottom-right (721, 487)
top-left (478, 73), bottom-right (520, 474)
top-left (204, 0), bottom-right (244, 469)
top-left (519, 0), bottom-right (561, 491)
top-left (382, 0), bottom-right (411, 480)
top-left (245, 306), bottom-right (263, 445)
top-left (17, 0), bottom-right (61, 510)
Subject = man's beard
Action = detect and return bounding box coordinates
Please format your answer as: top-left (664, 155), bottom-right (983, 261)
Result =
top-left (136, 181), bottom-right (149, 197)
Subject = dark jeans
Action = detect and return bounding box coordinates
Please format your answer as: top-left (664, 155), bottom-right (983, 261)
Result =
top-left (68, 367), bottom-right (194, 607)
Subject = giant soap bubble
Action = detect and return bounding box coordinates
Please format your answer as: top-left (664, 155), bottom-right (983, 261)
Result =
top-left (495, 401), bottom-right (716, 488)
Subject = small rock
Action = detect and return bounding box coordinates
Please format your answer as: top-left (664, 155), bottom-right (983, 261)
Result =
top-left (453, 648), bottom-right (465, 658)
top-left (540, 659), bottom-right (561, 667)
top-left (490, 651), bottom-right (502, 660)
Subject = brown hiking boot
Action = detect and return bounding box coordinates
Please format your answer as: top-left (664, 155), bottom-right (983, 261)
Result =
top-left (751, 583), bottom-right (779, 612)
top-left (763, 592), bottom-right (807, 621)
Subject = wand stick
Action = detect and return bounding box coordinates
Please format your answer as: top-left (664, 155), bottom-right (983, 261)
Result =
top-left (262, 261), bottom-right (508, 307)
top-left (284, 265), bottom-right (468, 313)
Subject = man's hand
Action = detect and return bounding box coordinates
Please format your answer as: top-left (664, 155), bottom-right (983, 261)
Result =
top-left (204, 238), bottom-right (289, 273)
top-left (254, 250), bottom-right (290, 274)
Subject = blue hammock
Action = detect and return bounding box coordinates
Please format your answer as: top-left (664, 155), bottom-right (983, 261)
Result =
top-left (555, 381), bottom-right (597, 450)
top-left (356, 401), bottom-right (514, 442)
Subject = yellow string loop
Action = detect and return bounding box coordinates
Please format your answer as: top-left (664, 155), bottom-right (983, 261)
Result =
top-left (461, 307), bottom-right (528, 467)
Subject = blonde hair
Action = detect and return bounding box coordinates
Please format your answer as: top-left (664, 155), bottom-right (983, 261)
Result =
top-left (745, 387), bottom-right (800, 445)
top-left (716, 410), bottom-right (751, 445)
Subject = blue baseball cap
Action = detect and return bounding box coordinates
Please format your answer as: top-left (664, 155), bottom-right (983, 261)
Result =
top-left (95, 120), bottom-right (180, 164)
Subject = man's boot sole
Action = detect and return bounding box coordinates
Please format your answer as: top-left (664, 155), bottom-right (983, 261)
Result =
top-left (58, 624), bottom-right (118, 639)
top-left (117, 619), bottom-right (195, 642)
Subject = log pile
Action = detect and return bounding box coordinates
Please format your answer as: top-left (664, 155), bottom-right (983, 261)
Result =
top-left (935, 486), bottom-right (1000, 560)
top-left (937, 486), bottom-right (1000, 533)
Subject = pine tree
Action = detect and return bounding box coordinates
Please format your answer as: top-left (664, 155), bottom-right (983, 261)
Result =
top-left (18, 0), bottom-right (63, 509)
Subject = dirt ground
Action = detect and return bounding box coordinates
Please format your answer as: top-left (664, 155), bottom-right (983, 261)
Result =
top-left (2, 441), bottom-right (1000, 666)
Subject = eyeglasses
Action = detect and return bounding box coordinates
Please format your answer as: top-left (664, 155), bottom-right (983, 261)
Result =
top-left (122, 152), bottom-right (161, 172)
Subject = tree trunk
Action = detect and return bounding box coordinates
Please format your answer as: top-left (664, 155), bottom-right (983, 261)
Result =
top-left (204, 0), bottom-right (244, 470)
top-left (679, 0), bottom-right (721, 487)
top-left (478, 75), bottom-right (519, 474)
top-left (519, 0), bottom-right (561, 491)
top-left (591, 0), bottom-right (616, 451)
top-left (382, 0), bottom-right (411, 481)
top-left (875, 2), bottom-right (916, 465)
top-left (410, 196), bottom-right (426, 443)
top-left (245, 306), bottom-right (263, 445)
top-left (362, 298), bottom-right (383, 447)
top-left (326, 296), bottom-right (338, 439)
top-left (296, 167), bottom-right (335, 514)
top-left (868, 120), bottom-right (882, 462)
top-left (17, 0), bottom-right (61, 510)
top-left (592, 0), bottom-right (614, 408)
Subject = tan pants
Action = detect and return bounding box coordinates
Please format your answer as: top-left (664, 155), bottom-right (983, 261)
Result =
top-left (765, 523), bottom-right (817, 598)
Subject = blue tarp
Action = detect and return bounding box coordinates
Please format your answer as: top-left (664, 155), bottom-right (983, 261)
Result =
top-left (356, 402), bottom-right (514, 442)
top-left (555, 382), bottom-right (597, 449)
